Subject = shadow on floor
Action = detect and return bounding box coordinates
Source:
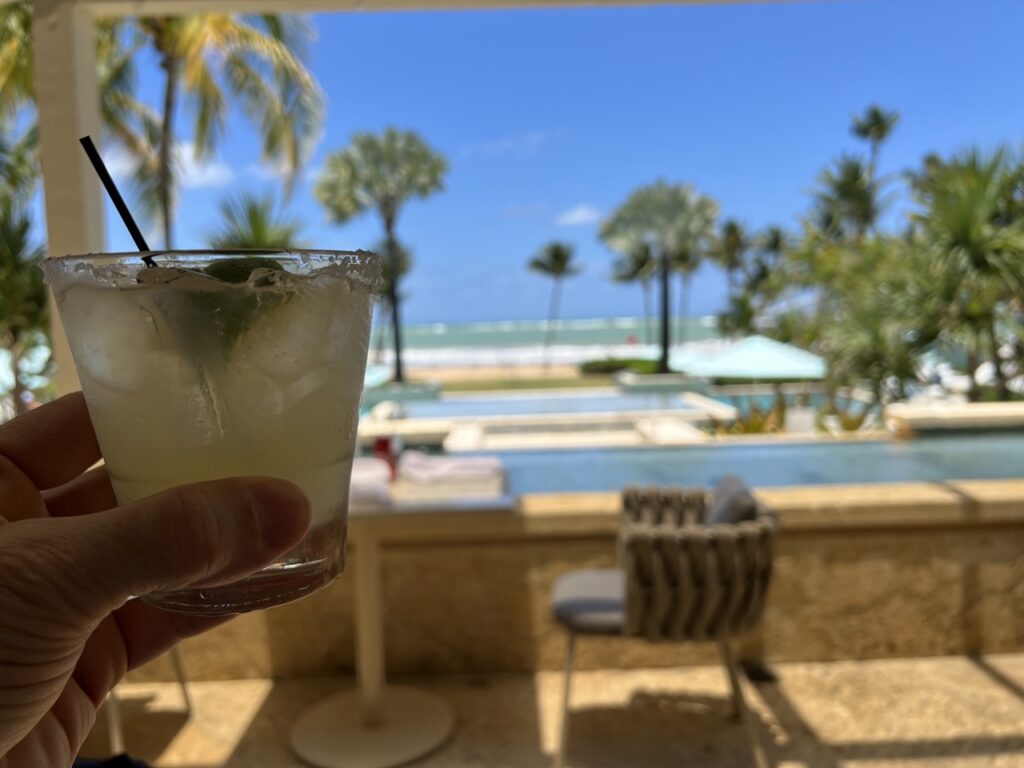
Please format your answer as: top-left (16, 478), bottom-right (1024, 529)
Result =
top-left (969, 654), bottom-right (1024, 704)
top-left (755, 672), bottom-right (1024, 767)
top-left (564, 691), bottom-right (767, 768)
top-left (80, 693), bottom-right (189, 764)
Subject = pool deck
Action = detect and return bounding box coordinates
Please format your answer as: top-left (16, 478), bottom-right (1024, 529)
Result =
top-left (887, 401), bottom-right (1024, 435)
top-left (84, 654), bottom-right (1024, 767)
top-left (359, 388), bottom-right (738, 450)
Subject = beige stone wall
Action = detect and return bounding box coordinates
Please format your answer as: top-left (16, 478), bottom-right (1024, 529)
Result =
top-left (130, 480), bottom-right (1024, 682)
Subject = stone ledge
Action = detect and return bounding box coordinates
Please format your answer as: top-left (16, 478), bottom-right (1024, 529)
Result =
top-left (357, 479), bottom-right (1024, 544)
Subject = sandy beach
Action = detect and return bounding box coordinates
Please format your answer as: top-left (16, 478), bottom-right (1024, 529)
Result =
top-left (405, 363), bottom-right (584, 383)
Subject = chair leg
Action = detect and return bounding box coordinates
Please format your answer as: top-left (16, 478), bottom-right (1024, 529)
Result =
top-left (554, 631), bottom-right (576, 768)
top-left (106, 690), bottom-right (125, 756)
top-left (718, 640), bottom-right (768, 768)
top-left (170, 647), bottom-right (193, 716)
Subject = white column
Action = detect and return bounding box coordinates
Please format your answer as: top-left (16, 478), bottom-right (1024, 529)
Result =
top-left (32, 0), bottom-right (106, 396)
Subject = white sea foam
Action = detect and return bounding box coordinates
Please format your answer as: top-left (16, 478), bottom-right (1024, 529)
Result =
top-left (369, 339), bottom-right (730, 369)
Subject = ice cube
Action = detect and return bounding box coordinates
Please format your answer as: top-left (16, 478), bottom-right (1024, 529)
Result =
top-left (59, 284), bottom-right (162, 392)
top-left (231, 286), bottom-right (331, 380)
top-left (321, 289), bottom-right (370, 363)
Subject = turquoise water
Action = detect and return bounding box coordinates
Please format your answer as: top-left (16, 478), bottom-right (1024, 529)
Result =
top-left (402, 392), bottom-right (694, 419)
top-left (483, 433), bottom-right (1024, 494)
top-left (377, 315), bottom-right (718, 349)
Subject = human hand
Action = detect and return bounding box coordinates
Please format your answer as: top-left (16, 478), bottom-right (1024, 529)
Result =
top-left (0, 393), bottom-right (311, 767)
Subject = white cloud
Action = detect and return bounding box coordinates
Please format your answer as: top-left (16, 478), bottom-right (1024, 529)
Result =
top-left (100, 144), bottom-right (136, 180)
top-left (555, 203), bottom-right (601, 227)
top-left (177, 142), bottom-right (232, 188)
top-left (246, 156), bottom-right (306, 183)
top-left (460, 131), bottom-right (546, 159)
top-left (99, 141), bottom-right (232, 189)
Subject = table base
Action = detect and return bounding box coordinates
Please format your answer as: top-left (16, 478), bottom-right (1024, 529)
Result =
top-left (290, 686), bottom-right (455, 768)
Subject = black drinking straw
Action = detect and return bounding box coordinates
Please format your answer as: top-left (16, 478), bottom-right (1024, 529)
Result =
top-left (79, 135), bottom-right (156, 267)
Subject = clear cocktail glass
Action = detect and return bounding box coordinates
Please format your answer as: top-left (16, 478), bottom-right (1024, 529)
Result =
top-left (43, 250), bottom-right (379, 614)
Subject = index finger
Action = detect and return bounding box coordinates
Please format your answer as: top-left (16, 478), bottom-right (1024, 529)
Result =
top-left (0, 392), bottom-right (101, 490)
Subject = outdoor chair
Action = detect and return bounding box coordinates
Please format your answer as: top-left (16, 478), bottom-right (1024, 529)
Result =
top-left (550, 480), bottom-right (777, 768)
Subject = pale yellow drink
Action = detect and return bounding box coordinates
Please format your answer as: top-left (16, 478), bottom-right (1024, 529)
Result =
top-left (43, 250), bottom-right (379, 614)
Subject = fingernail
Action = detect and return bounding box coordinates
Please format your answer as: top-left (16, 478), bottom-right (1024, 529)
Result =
top-left (251, 479), bottom-right (311, 549)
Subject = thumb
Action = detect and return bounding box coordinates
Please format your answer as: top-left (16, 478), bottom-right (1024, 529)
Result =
top-left (10, 477), bottom-right (311, 621)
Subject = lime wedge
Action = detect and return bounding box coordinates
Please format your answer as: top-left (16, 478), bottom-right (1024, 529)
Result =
top-left (203, 257), bottom-right (285, 285)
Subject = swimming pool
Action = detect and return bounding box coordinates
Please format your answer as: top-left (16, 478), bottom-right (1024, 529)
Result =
top-left (483, 433), bottom-right (1024, 494)
top-left (400, 391), bottom-right (696, 419)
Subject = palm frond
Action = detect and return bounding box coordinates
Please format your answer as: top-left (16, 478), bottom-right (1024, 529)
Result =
top-left (206, 191), bottom-right (304, 249)
top-left (529, 241), bottom-right (579, 278)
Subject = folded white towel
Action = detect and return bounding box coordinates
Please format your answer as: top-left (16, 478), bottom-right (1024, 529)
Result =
top-left (397, 450), bottom-right (504, 485)
top-left (350, 457), bottom-right (392, 505)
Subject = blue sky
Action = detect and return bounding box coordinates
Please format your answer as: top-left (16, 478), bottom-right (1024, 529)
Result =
top-left (91, 0), bottom-right (1024, 324)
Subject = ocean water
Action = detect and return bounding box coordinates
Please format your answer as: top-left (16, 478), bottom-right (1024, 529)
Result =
top-left (368, 315), bottom-right (722, 368)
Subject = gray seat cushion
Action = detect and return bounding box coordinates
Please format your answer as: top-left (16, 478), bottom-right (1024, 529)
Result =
top-left (551, 568), bottom-right (625, 635)
top-left (705, 474), bottom-right (758, 526)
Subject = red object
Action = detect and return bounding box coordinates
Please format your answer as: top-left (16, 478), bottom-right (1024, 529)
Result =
top-left (373, 436), bottom-right (397, 479)
top-left (626, 334), bottom-right (637, 345)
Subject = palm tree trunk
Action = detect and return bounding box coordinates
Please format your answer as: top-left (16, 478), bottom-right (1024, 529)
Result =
top-left (641, 278), bottom-right (651, 346)
top-left (657, 251), bottom-right (671, 374)
top-left (374, 304), bottom-right (388, 364)
top-left (677, 273), bottom-right (690, 346)
top-left (384, 219), bottom-right (405, 383)
top-left (158, 50), bottom-right (179, 250)
top-left (543, 277), bottom-right (562, 371)
top-left (8, 335), bottom-right (26, 417)
top-left (966, 334), bottom-right (981, 402)
top-left (987, 317), bottom-right (1009, 400)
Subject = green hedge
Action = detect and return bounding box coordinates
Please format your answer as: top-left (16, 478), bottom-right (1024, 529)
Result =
top-left (579, 358), bottom-right (660, 375)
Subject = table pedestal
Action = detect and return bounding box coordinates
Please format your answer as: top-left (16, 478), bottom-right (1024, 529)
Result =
top-left (290, 524), bottom-right (454, 768)
top-left (290, 686), bottom-right (453, 768)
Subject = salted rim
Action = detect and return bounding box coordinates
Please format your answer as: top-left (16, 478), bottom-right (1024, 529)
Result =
top-left (46, 248), bottom-right (378, 262)
top-left (42, 248), bottom-right (382, 293)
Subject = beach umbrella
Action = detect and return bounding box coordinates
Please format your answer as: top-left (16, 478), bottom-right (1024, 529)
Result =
top-left (677, 335), bottom-right (825, 380)
top-left (363, 363), bottom-right (393, 390)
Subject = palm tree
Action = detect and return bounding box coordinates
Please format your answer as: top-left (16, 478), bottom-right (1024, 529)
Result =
top-left (0, 2), bottom-right (33, 119)
top-left (670, 199), bottom-right (717, 345)
top-left (0, 123), bottom-right (35, 201)
top-left (372, 237), bottom-right (412, 364)
top-left (315, 128), bottom-right (447, 383)
top-left (813, 155), bottom-right (882, 240)
top-left (747, 225), bottom-right (787, 303)
top-left (913, 148), bottom-right (1024, 400)
top-left (601, 181), bottom-right (718, 373)
top-left (671, 247), bottom-right (699, 344)
top-left (0, 198), bottom-right (47, 417)
top-left (818, 236), bottom-right (926, 408)
top-left (711, 219), bottom-right (750, 297)
top-left (528, 242), bottom-right (580, 366)
top-left (134, 15), bottom-right (322, 248)
top-left (612, 241), bottom-right (655, 344)
top-left (851, 104), bottom-right (899, 178)
top-left (0, 3), bottom-right (155, 188)
top-left (206, 192), bottom-right (303, 249)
